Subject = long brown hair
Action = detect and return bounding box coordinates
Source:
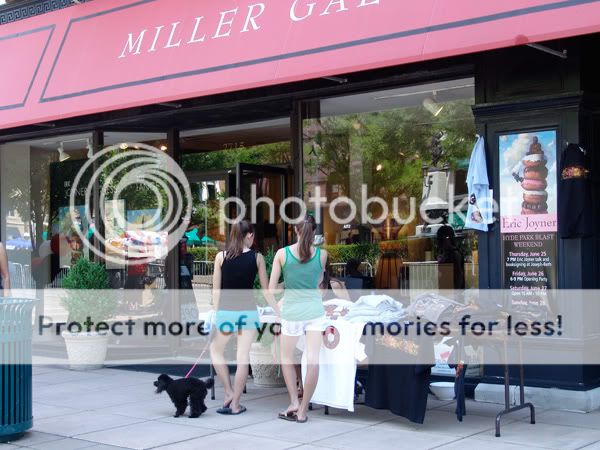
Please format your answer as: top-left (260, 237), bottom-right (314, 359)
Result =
top-left (295, 215), bottom-right (317, 263)
top-left (225, 219), bottom-right (254, 260)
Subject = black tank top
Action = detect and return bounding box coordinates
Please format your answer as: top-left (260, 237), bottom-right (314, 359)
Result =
top-left (219, 250), bottom-right (258, 311)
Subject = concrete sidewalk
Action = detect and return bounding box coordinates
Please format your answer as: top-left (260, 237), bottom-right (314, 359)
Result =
top-left (2, 366), bottom-right (600, 450)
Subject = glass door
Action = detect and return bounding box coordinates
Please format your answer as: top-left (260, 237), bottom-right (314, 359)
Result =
top-left (235, 163), bottom-right (292, 254)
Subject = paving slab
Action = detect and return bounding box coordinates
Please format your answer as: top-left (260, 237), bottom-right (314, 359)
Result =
top-left (98, 398), bottom-right (173, 420)
top-left (33, 411), bottom-right (145, 437)
top-left (306, 404), bottom-right (397, 425)
top-left (434, 436), bottom-right (543, 450)
top-left (2, 431), bottom-right (63, 447)
top-left (154, 431), bottom-right (299, 450)
top-left (377, 408), bottom-right (498, 438)
top-left (472, 421), bottom-right (600, 450)
top-left (74, 420), bottom-right (217, 450)
top-left (233, 416), bottom-right (369, 445)
top-left (158, 408), bottom-right (279, 432)
top-left (520, 409), bottom-right (600, 430)
top-left (313, 423), bottom-right (459, 450)
top-left (31, 402), bottom-right (82, 420)
top-left (24, 437), bottom-right (99, 450)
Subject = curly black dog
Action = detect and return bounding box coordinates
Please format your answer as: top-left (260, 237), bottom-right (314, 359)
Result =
top-left (154, 374), bottom-right (213, 418)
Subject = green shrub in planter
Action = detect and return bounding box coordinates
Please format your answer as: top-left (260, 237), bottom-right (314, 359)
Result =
top-left (323, 243), bottom-right (381, 269)
top-left (61, 258), bottom-right (118, 324)
top-left (187, 246), bottom-right (219, 262)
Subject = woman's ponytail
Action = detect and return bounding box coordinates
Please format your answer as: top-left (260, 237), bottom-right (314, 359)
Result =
top-left (225, 219), bottom-right (254, 260)
top-left (296, 215), bottom-right (316, 263)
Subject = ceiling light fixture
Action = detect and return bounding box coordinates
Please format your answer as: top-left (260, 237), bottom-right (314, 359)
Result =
top-left (86, 138), bottom-right (94, 159)
top-left (423, 93), bottom-right (444, 117)
top-left (57, 143), bottom-right (70, 162)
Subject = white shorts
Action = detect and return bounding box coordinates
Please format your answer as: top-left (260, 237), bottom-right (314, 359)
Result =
top-left (281, 316), bottom-right (327, 337)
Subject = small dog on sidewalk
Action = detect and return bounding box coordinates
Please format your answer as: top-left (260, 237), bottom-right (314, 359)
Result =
top-left (154, 374), bottom-right (213, 418)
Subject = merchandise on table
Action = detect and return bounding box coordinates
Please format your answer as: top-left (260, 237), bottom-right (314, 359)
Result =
top-left (344, 294), bottom-right (406, 323)
top-left (558, 143), bottom-right (592, 238)
top-left (362, 333), bottom-right (434, 424)
top-left (301, 309), bottom-right (367, 412)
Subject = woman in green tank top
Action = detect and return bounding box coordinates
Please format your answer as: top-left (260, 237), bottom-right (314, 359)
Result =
top-left (269, 215), bottom-right (328, 423)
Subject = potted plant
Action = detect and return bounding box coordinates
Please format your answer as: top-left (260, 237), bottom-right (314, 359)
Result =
top-left (249, 247), bottom-right (285, 387)
top-left (61, 258), bottom-right (118, 370)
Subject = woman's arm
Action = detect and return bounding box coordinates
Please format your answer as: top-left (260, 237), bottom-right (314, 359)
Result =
top-left (0, 243), bottom-right (10, 296)
top-left (211, 252), bottom-right (224, 309)
top-left (257, 253), bottom-right (280, 315)
top-left (268, 249), bottom-right (284, 290)
top-left (317, 248), bottom-right (328, 290)
top-left (330, 279), bottom-right (351, 301)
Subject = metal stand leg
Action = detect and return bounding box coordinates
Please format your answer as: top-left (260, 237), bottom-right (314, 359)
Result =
top-left (210, 364), bottom-right (215, 400)
top-left (324, 406), bottom-right (329, 415)
top-left (494, 341), bottom-right (535, 437)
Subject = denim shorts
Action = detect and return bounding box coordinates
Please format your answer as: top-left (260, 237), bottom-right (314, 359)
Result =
top-left (215, 310), bottom-right (260, 333)
top-left (280, 315), bottom-right (327, 337)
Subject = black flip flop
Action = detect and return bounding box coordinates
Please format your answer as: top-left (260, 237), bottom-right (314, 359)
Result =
top-left (217, 406), bottom-right (232, 415)
top-left (296, 416), bottom-right (308, 423)
top-left (230, 406), bottom-right (247, 415)
top-left (278, 411), bottom-right (297, 421)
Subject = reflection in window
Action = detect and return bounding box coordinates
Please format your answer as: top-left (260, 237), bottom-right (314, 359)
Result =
top-left (303, 78), bottom-right (479, 291)
top-left (180, 119), bottom-right (292, 291)
top-left (0, 133), bottom-right (93, 294)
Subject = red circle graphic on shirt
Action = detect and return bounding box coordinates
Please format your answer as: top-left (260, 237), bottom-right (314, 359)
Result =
top-left (323, 326), bottom-right (340, 349)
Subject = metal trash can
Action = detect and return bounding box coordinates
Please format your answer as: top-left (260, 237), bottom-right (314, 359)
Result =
top-left (0, 298), bottom-right (35, 442)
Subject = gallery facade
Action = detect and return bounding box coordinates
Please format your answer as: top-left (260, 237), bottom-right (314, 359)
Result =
top-left (1, 0), bottom-right (600, 407)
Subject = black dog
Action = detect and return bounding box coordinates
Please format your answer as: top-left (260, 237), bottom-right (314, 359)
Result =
top-left (154, 374), bottom-right (213, 418)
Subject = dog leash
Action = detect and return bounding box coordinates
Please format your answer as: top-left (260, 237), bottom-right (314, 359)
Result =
top-left (184, 339), bottom-right (212, 379)
top-left (184, 321), bottom-right (214, 379)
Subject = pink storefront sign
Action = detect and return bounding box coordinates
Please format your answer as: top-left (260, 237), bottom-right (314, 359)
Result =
top-left (2, 0), bottom-right (600, 129)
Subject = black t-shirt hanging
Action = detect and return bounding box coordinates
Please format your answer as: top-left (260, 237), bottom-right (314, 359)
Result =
top-left (362, 331), bottom-right (434, 424)
top-left (558, 143), bottom-right (592, 238)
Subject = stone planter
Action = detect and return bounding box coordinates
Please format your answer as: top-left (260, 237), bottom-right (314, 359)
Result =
top-left (62, 331), bottom-right (109, 371)
top-left (249, 342), bottom-right (285, 388)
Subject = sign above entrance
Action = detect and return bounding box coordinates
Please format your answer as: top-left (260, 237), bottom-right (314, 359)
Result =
top-left (2, 0), bottom-right (600, 130)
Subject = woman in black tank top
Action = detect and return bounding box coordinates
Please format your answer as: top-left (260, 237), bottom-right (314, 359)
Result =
top-left (219, 249), bottom-right (258, 310)
top-left (210, 220), bottom-right (279, 415)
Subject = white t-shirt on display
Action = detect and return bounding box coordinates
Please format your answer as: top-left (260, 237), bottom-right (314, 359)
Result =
top-left (301, 312), bottom-right (367, 412)
top-left (465, 136), bottom-right (494, 231)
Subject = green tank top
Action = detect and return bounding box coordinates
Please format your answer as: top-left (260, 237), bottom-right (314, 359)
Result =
top-left (281, 246), bottom-right (324, 321)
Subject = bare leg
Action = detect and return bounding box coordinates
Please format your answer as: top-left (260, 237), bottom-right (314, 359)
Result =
top-left (209, 330), bottom-right (233, 407)
top-left (230, 327), bottom-right (257, 413)
top-left (280, 333), bottom-right (301, 415)
top-left (295, 364), bottom-right (304, 397)
top-left (296, 330), bottom-right (322, 421)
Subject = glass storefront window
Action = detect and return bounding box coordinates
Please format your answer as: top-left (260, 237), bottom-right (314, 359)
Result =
top-left (178, 119), bottom-right (292, 315)
top-left (302, 78), bottom-right (479, 291)
top-left (1, 132), bottom-right (93, 292)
